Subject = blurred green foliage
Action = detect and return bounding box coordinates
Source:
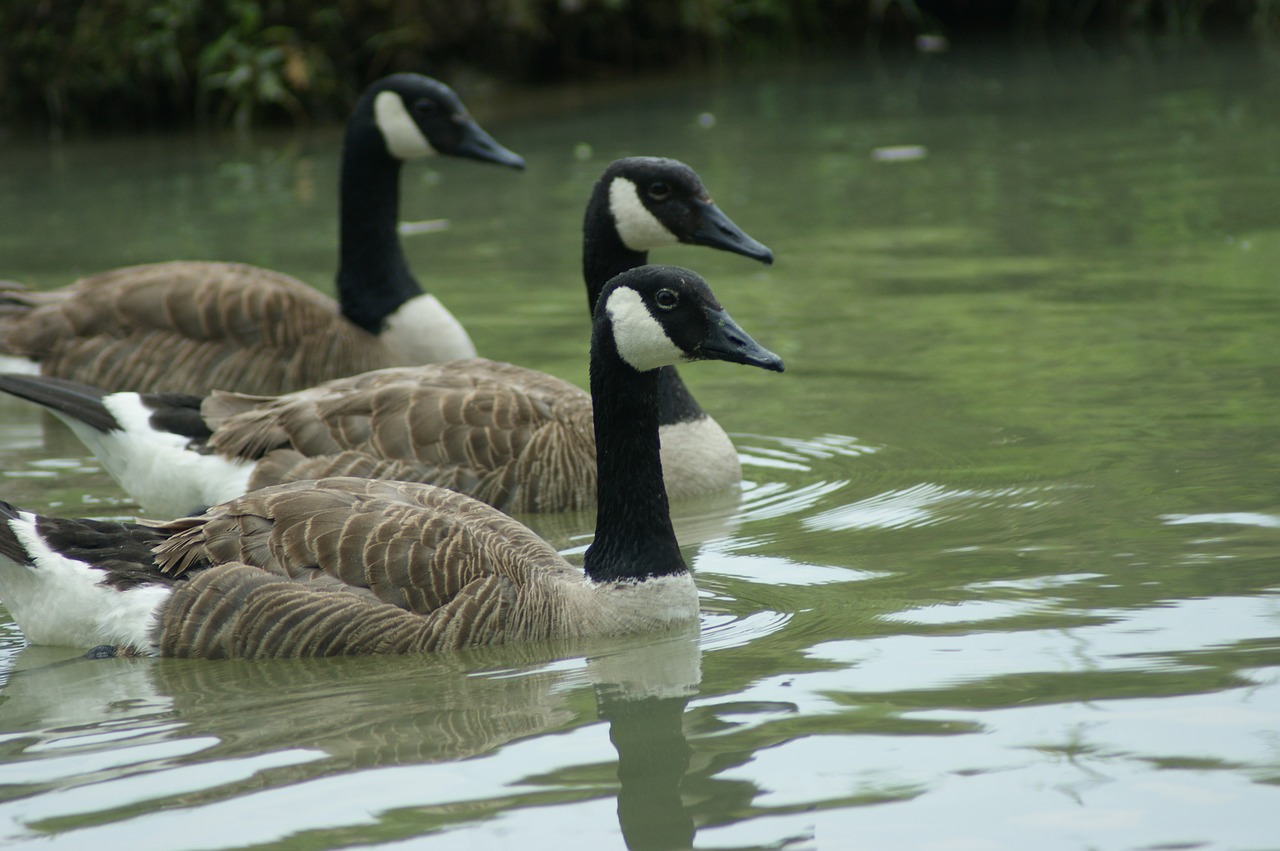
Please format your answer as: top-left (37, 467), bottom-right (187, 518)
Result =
top-left (1, 0), bottom-right (1276, 134)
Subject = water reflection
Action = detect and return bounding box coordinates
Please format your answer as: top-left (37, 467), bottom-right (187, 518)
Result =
top-left (0, 630), bottom-right (707, 850)
top-left (803, 481), bottom-right (1074, 532)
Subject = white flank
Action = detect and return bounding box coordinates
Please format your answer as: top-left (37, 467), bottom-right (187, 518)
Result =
top-left (57, 394), bottom-right (254, 516)
top-left (1, 511), bottom-right (169, 652)
top-left (374, 91), bottom-right (437, 160)
top-left (0, 355), bottom-right (41, 375)
top-left (658, 416), bottom-right (742, 500)
top-left (608, 177), bottom-right (679, 251)
top-left (605, 287), bottom-right (685, 372)
top-left (382, 294), bottom-right (477, 362)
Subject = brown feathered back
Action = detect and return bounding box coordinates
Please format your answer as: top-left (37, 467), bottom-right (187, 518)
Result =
top-left (0, 262), bottom-right (400, 395)
top-left (151, 478), bottom-right (581, 657)
top-left (203, 362), bottom-right (599, 513)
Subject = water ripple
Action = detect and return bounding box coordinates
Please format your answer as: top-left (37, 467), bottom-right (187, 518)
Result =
top-left (802, 481), bottom-right (1070, 532)
top-left (737, 432), bottom-right (880, 472)
top-left (1161, 512), bottom-right (1280, 529)
top-left (700, 610), bottom-right (793, 652)
top-left (880, 597), bottom-right (1055, 626)
top-left (694, 549), bottom-right (879, 586)
top-left (737, 479), bottom-right (850, 523)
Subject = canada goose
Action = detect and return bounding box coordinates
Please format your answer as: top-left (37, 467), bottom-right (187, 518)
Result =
top-left (0, 74), bottom-right (524, 396)
top-left (0, 157), bottom-right (772, 515)
top-left (0, 265), bottom-right (783, 657)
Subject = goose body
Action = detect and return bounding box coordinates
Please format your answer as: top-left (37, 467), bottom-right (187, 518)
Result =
top-left (0, 266), bottom-right (784, 657)
top-left (0, 74), bottom-right (524, 396)
top-left (0, 158), bottom-right (772, 515)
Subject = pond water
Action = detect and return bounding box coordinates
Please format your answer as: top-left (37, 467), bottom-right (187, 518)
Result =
top-left (1, 46), bottom-right (1279, 849)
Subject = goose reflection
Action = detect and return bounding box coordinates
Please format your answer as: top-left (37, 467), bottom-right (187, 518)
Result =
top-left (0, 626), bottom-right (705, 849)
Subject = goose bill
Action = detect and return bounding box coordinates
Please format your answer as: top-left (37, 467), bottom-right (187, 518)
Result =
top-left (694, 310), bottom-right (785, 373)
top-left (452, 118), bottom-right (526, 170)
top-left (688, 201), bottom-right (774, 264)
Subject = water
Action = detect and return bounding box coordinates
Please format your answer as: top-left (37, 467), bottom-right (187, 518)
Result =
top-left (2, 48), bottom-right (1279, 849)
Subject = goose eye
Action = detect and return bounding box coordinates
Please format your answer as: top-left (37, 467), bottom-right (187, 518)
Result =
top-left (413, 99), bottom-right (439, 117)
top-left (647, 181), bottom-right (672, 201)
top-left (654, 288), bottom-right (679, 310)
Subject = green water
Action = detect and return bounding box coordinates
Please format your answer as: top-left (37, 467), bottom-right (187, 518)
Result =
top-left (1, 49), bottom-right (1279, 849)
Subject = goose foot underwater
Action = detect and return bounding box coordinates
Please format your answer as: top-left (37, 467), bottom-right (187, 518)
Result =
top-left (0, 265), bottom-right (783, 658)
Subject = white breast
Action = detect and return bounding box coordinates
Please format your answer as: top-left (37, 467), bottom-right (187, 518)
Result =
top-left (561, 572), bottom-right (700, 638)
top-left (659, 416), bottom-right (743, 500)
top-left (381, 294), bottom-right (477, 363)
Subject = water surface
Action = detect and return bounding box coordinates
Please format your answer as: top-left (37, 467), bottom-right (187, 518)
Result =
top-left (1, 48), bottom-right (1278, 849)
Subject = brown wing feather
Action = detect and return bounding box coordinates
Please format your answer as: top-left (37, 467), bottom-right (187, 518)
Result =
top-left (0, 262), bottom-right (394, 394)
top-left (152, 478), bottom-right (578, 657)
top-left (205, 362), bottom-right (599, 513)
top-left (154, 478), bottom-right (569, 606)
top-left (156, 563), bottom-right (463, 657)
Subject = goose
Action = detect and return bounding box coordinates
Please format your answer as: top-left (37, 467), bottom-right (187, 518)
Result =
top-left (0, 73), bottom-right (524, 396)
top-left (0, 265), bottom-right (784, 658)
top-left (0, 157), bottom-right (773, 515)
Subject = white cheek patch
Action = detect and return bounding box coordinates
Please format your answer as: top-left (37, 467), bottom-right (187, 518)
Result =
top-left (374, 91), bottom-right (437, 160)
top-left (608, 178), bottom-right (679, 251)
top-left (606, 287), bottom-right (685, 372)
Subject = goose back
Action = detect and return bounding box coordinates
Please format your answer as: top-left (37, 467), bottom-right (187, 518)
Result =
top-left (0, 263), bottom-right (396, 395)
top-left (202, 362), bottom-right (598, 513)
top-left (152, 478), bottom-right (592, 655)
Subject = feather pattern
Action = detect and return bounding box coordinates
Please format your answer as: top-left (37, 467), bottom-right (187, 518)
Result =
top-left (151, 478), bottom-right (584, 655)
top-left (202, 363), bottom-right (597, 513)
top-left (0, 263), bottom-right (394, 395)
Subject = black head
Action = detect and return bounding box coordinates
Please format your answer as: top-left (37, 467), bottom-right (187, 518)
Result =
top-left (362, 73), bottom-right (525, 169)
top-left (595, 157), bottom-right (773, 263)
top-left (596, 265), bottom-right (784, 374)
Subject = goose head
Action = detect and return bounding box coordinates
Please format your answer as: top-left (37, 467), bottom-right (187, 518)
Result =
top-left (598, 265), bottom-right (785, 375)
top-left (600, 157), bottom-right (773, 263)
top-left (365, 74), bottom-right (525, 169)
top-left (586, 265), bottom-right (781, 584)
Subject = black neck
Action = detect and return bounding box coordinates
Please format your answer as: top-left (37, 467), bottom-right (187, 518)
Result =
top-left (336, 123), bottom-right (423, 334)
top-left (600, 694), bottom-right (695, 849)
top-left (582, 330), bottom-right (687, 583)
top-left (582, 196), bottom-right (707, 429)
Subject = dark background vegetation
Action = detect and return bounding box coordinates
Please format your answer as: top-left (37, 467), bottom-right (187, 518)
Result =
top-left (3, 0), bottom-right (1278, 136)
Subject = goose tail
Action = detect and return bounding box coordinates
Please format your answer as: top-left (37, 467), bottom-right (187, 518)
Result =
top-left (0, 502), bottom-right (174, 653)
top-left (0, 373), bottom-right (122, 432)
top-left (0, 374), bottom-right (251, 516)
